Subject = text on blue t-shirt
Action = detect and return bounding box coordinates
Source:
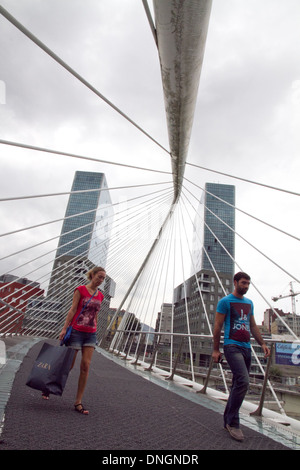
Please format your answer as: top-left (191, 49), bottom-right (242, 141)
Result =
top-left (216, 294), bottom-right (254, 348)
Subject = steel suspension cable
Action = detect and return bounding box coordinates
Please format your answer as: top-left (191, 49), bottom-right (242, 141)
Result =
top-left (184, 177), bottom-right (300, 242)
top-left (186, 162), bottom-right (300, 197)
top-left (0, 184), bottom-right (172, 240)
top-left (0, 7), bottom-right (171, 157)
top-left (181, 187), bottom-right (299, 340)
top-left (1, 189), bottom-right (173, 304)
top-left (179, 190), bottom-right (294, 403)
top-left (0, 181), bottom-right (172, 203)
top-left (0, 185), bottom-right (173, 328)
top-left (0, 140), bottom-right (172, 177)
top-left (183, 184), bottom-right (300, 285)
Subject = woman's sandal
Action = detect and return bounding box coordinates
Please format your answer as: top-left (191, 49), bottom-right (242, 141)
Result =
top-left (42, 392), bottom-right (49, 400)
top-left (74, 403), bottom-right (89, 415)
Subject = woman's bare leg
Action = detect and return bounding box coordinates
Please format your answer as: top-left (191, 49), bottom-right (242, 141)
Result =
top-left (74, 346), bottom-right (94, 414)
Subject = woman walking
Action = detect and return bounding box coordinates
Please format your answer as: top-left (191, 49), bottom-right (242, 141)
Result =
top-left (56, 266), bottom-right (106, 415)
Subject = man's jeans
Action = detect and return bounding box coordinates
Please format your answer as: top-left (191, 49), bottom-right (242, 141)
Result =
top-left (223, 344), bottom-right (251, 429)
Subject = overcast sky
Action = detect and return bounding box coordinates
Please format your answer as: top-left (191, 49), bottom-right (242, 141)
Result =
top-left (0, 0), bottom-right (300, 324)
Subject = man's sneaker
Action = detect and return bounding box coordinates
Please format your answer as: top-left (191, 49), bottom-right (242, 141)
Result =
top-left (225, 424), bottom-right (244, 441)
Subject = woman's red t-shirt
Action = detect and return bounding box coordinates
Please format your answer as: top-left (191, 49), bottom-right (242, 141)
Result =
top-left (71, 285), bottom-right (104, 333)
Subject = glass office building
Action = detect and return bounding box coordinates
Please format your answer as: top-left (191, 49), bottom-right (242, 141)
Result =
top-left (46, 171), bottom-right (115, 343)
top-left (176, 182), bottom-right (235, 367)
top-left (48, 171), bottom-right (113, 299)
top-left (192, 183), bottom-right (235, 276)
top-left (56, 171), bottom-right (112, 266)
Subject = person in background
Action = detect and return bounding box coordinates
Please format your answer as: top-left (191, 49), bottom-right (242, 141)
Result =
top-left (54, 266), bottom-right (106, 415)
top-left (212, 272), bottom-right (270, 441)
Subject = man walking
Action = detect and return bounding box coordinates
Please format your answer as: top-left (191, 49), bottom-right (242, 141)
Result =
top-left (212, 272), bottom-right (270, 442)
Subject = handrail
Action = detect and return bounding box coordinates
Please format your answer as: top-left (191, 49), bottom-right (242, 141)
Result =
top-left (108, 330), bottom-right (300, 418)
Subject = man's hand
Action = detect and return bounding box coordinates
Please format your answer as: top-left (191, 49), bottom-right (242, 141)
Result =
top-left (261, 343), bottom-right (270, 358)
top-left (212, 313), bottom-right (225, 364)
top-left (212, 350), bottom-right (222, 363)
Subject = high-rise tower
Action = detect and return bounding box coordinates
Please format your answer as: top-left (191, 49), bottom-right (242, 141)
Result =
top-left (175, 183), bottom-right (235, 367)
top-left (192, 183), bottom-right (235, 276)
top-left (56, 171), bottom-right (112, 267)
top-left (48, 171), bottom-right (115, 321)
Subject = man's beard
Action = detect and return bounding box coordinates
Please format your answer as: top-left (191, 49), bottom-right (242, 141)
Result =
top-left (236, 286), bottom-right (248, 296)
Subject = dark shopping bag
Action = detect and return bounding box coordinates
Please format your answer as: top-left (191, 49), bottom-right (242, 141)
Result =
top-left (26, 342), bottom-right (75, 396)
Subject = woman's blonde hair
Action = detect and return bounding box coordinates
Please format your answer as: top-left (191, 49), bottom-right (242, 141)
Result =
top-left (86, 266), bottom-right (106, 281)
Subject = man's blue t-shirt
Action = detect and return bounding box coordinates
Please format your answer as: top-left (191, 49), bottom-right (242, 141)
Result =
top-left (216, 294), bottom-right (254, 349)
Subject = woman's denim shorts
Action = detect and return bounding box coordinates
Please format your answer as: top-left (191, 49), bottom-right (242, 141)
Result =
top-left (68, 329), bottom-right (97, 350)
